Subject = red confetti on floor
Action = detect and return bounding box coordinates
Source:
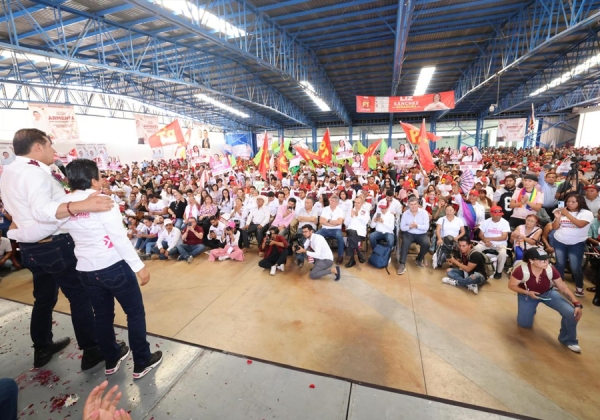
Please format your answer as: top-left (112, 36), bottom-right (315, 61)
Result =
top-left (247, 360), bottom-right (252, 364)
top-left (309, 384), bottom-right (315, 388)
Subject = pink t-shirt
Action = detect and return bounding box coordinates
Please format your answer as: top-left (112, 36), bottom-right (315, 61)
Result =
top-left (511, 188), bottom-right (544, 219)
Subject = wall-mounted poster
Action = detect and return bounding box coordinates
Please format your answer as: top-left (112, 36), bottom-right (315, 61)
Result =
top-left (29, 103), bottom-right (80, 143)
top-left (356, 91), bottom-right (455, 113)
top-left (134, 114), bottom-right (159, 145)
top-left (496, 119), bottom-right (526, 143)
top-left (0, 142), bottom-right (16, 178)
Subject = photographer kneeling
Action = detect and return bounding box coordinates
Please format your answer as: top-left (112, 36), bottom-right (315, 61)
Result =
top-left (258, 226), bottom-right (289, 276)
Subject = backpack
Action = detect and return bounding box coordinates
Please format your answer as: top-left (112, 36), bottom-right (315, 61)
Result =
top-left (513, 261), bottom-right (554, 287)
top-left (368, 244), bottom-right (392, 274)
top-left (468, 249), bottom-right (496, 278)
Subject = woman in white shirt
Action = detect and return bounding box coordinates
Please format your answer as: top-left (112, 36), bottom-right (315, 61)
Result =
top-left (62, 159), bottom-right (162, 379)
top-left (435, 205), bottom-right (465, 247)
top-left (219, 188), bottom-right (233, 214)
top-left (338, 190), bottom-right (352, 217)
top-left (551, 192), bottom-right (594, 297)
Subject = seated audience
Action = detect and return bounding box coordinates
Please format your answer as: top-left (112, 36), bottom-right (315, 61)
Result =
top-left (397, 196), bottom-right (430, 275)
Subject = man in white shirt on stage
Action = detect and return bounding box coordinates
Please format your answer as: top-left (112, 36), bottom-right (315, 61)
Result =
top-left (296, 224), bottom-right (341, 281)
top-left (62, 159), bottom-right (162, 379)
top-left (0, 128), bottom-right (112, 370)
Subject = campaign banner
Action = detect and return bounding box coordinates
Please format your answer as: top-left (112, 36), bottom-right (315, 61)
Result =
top-left (356, 91), bottom-right (455, 113)
top-left (225, 132), bottom-right (253, 159)
top-left (0, 142), bottom-right (16, 178)
top-left (73, 143), bottom-right (110, 170)
top-left (336, 150), bottom-right (353, 160)
top-left (30, 103), bottom-right (80, 143)
top-left (354, 168), bottom-right (368, 176)
top-left (148, 120), bottom-right (185, 149)
top-left (209, 154), bottom-right (232, 176)
top-left (460, 162), bottom-right (483, 172)
top-left (496, 119), bottom-right (526, 143)
top-left (394, 157), bottom-right (414, 167)
top-left (134, 114), bottom-right (159, 145)
top-left (448, 161), bottom-right (461, 165)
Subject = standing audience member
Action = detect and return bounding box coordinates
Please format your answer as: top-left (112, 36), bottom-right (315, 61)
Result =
top-left (296, 224), bottom-right (341, 281)
top-left (509, 174), bottom-right (544, 229)
top-left (61, 159), bottom-right (162, 378)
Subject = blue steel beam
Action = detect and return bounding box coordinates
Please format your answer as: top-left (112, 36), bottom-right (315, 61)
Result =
top-left (281, 5), bottom-right (398, 30)
top-left (439, 0), bottom-right (600, 119)
top-left (270, 0), bottom-right (383, 22)
top-left (0, 0), bottom-right (67, 24)
top-left (256, 0), bottom-right (312, 13)
top-left (391, 0), bottom-right (415, 98)
top-left (125, 0), bottom-right (349, 124)
top-left (2, 0), bottom-right (315, 127)
top-left (497, 30), bottom-right (600, 113)
top-left (537, 78), bottom-right (600, 113)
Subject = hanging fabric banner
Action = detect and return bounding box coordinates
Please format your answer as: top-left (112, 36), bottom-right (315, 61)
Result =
top-left (29, 103), bottom-right (80, 143)
top-left (356, 91), bottom-right (455, 113)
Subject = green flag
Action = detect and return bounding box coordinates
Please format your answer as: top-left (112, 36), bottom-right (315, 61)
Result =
top-left (380, 139), bottom-right (388, 156)
top-left (355, 141), bottom-right (367, 154)
top-left (253, 149), bottom-right (263, 166)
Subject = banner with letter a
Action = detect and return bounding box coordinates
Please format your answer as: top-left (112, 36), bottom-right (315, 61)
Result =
top-left (29, 103), bottom-right (80, 143)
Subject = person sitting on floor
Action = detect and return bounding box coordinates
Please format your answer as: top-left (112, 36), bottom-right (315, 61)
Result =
top-left (204, 216), bottom-right (226, 249)
top-left (442, 237), bottom-right (488, 295)
top-left (209, 221), bottom-right (244, 262)
top-left (295, 224), bottom-right (341, 281)
top-left (147, 218), bottom-right (181, 260)
top-left (175, 217), bottom-right (205, 263)
top-left (258, 226), bottom-right (289, 276)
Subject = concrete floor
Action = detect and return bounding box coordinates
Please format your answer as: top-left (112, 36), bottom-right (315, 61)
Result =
top-left (0, 252), bottom-right (598, 419)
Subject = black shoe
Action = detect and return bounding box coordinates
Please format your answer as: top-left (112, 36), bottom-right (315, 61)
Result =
top-left (34, 337), bottom-right (71, 368)
top-left (334, 266), bottom-right (341, 281)
top-left (105, 342), bottom-right (130, 375)
top-left (133, 351), bottom-right (163, 379)
top-left (81, 346), bottom-right (104, 371)
top-left (586, 287), bottom-right (597, 292)
top-left (345, 258), bottom-right (356, 268)
top-left (357, 252), bottom-right (365, 264)
top-left (593, 297), bottom-right (600, 307)
top-left (493, 272), bottom-right (503, 279)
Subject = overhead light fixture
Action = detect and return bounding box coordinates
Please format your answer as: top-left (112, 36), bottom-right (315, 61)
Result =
top-left (300, 81), bottom-right (331, 112)
top-left (530, 53), bottom-right (600, 97)
top-left (413, 66), bottom-right (436, 96)
top-left (156, 0), bottom-right (246, 38)
top-left (196, 93), bottom-right (249, 118)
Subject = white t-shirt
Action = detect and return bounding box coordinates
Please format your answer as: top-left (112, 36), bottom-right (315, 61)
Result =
top-left (0, 237), bottom-right (11, 256)
top-left (436, 216), bottom-right (464, 239)
top-left (320, 206), bottom-right (345, 230)
top-left (479, 217), bottom-right (511, 246)
top-left (554, 209), bottom-right (594, 245)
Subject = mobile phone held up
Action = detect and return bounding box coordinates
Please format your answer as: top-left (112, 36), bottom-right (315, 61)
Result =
top-left (557, 201), bottom-right (565, 209)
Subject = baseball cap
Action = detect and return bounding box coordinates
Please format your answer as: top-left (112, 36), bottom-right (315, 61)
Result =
top-left (256, 195), bottom-right (266, 201)
top-left (584, 184), bottom-right (600, 191)
top-left (524, 248), bottom-right (550, 262)
top-left (468, 190), bottom-right (479, 197)
top-left (490, 206), bottom-right (503, 214)
top-left (164, 219), bottom-right (173, 225)
top-left (378, 201), bottom-right (388, 209)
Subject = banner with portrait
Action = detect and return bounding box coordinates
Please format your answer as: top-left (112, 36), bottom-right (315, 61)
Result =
top-left (0, 142), bottom-right (16, 178)
top-left (225, 132), bottom-right (253, 159)
top-left (496, 119), bottom-right (526, 143)
top-left (73, 143), bottom-right (112, 170)
top-left (209, 154), bottom-right (232, 176)
top-left (356, 91), bottom-right (455, 113)
top-left (29, 103), bottom-right (80, 143)
top-left (134, 114), bottom-right (159, 145)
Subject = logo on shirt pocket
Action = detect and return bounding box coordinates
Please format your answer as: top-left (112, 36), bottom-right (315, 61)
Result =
top-left (103, 235), bottom-right (114, 249)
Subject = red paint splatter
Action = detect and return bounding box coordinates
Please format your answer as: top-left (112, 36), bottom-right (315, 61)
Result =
top-left (62, 380), bottom-right (71, 386)
top-left (246, 360), bottom-right (252, 364)
top-left (32, 370), bottom-right (60, 387)
top-left (155, 343), bottom-right (160, 348)
top-left (309, 384), bottom-right (315, 388)
top-left (25, 403), bottom-right (34, 409)
top-left (49, 394), bottom-right (70, 412)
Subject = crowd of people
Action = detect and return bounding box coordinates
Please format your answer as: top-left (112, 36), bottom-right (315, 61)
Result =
top-left (0, 129), bottom-right (599, 418)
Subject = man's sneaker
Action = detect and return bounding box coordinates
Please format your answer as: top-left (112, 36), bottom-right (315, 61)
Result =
top-left (397, 264), bottom-right (406, 275)
top-left (574, 288), bottom-right (585, 297)
top-left (467, 284), bottom-right (479, 295)
top-left (277, 264), bottom-right (285, 272)
top-left (493, 272), bottom-right (503, 279)
top-left (567, 344), bottom-right (581, 353)
top-left (34, 337), bottom-right (71, 368)
top-left (270, 266), bottom-right (277, 276)
top-left (415, 259), bottom-right (426, 269)
top-left (81, 346), bottom-right (104, 371)
top-left (218, 255), bottom-right (229, 261)
top-left (442, 277), bottom-right (457, 286)
top-left (105, 342), bottom-right (130, 375)
top-left (187, 256), bottom-right (193, 264)
top-left (177, 256), bottom-right (185, 261)
top-left (133, 351), bottom-right (163, 379)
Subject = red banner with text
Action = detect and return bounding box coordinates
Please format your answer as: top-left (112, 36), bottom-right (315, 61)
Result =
top-left (356, 91), bottom-right (455, 113)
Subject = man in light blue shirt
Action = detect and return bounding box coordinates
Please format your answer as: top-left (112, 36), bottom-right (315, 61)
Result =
top-left (397, 197), bottom-right (430, 275)
top-left (538, 170), bottom-right (559, 219)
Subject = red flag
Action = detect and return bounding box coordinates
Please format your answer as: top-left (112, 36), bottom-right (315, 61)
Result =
top-left (400, 121), bottom-right (441, 143)
top-left (258, 131), bottom-right (270, 180)
top-left (361, 139), bottom-right (382, 170)
top-left (148, 120), bottom-right (185, 148)
top-left (277, 140), bottom-right (289, 179)
top-left (418, 119), bottom-right (436, 172)
top-left (317, 128), bottom-right (333, 165)
top-left (294, 145), bottom-right (322, 163)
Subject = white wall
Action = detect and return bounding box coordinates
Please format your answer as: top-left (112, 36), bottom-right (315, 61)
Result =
top-left (576, 111), bottom-right (599, 147)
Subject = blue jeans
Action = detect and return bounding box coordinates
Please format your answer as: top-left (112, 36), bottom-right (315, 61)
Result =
top-left (145, 240), bottom-right (157, 255)
top-left (78, 260), bottom-right (151, 366)
top-left (151, 241), bottom-right (179, 260)
top-left (399, 231), bottom-right (429, 264)
top-left (173, 218), bottom-right (185, 229)
top-left (369, 231), bottom-right (394, 248)
top-left (316, 228), bottom-right (344, 257)
top-left (517, 289), bottom-right (578, 346)
top-left (446, 268), bottom-right (486, 286)
top-left (0, 378), bottom-right (17, 420)
top-left (552, 239), bottom-right (585, 289)
top-left (19, 234), bottom-right (97, 351)
top-left (176, 243), bottom-right (205, 258)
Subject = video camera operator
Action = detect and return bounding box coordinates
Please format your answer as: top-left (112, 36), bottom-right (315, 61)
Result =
top-left (258, 226), bottom-right (289, 276)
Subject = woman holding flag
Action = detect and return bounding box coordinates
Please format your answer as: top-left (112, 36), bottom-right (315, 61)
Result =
top-left (509, 174), bottom-right (544, 230)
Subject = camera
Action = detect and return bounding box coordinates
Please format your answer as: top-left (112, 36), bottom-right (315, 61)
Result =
top-left (293, 244), bottom-right (301, 252)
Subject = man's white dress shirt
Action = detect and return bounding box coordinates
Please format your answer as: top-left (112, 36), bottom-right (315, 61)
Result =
top-left (305, 233), bottom-right (333, 261)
